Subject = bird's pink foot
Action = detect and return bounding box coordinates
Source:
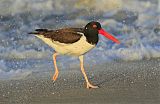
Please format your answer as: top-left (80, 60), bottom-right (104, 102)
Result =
top-left (52, 71), bottom-right (59, 81)
top-left (86, 82), bottom-right (99, 89)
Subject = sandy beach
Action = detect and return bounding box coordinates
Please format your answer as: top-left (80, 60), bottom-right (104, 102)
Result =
top-left (0, 58), bottom-right (160, 104)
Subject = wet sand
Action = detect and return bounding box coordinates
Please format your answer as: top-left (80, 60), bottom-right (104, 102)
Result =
top-left (0, 58), bottom-right (160, 104)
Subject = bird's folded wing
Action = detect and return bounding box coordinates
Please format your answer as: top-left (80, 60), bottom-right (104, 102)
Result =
top-left (29, 28), bottom-right (84, 44)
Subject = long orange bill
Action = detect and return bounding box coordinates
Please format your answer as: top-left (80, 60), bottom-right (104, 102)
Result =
top-left (98, 28), bottom-right (120, 44)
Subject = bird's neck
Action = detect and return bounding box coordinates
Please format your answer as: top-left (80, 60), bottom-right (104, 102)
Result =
top-left (84, 30), bottom-right (99, 45)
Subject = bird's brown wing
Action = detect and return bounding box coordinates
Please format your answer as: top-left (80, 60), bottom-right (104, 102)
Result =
top-left (29, 28), bottom-right (84, 44)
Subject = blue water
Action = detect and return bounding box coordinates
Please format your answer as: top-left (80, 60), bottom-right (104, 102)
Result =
top-left (0, 0), bottom-right (159, 79)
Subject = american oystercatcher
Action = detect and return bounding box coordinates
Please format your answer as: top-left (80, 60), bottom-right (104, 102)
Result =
top-left (29, 21), bottom-right (120, 89)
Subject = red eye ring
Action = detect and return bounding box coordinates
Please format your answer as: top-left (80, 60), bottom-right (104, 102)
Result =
top-left (93, 24), bottom-right (97, 28)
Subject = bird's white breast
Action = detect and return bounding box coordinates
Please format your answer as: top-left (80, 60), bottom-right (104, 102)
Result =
top-left (35, 34), bottom-right (95, 56)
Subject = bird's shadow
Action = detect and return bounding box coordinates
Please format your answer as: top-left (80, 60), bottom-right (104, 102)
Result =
top-left (92, 73), bottom-right (124, 87)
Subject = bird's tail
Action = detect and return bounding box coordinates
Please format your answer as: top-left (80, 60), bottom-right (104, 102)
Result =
top-left (28, 29), bottom-right (49, 34)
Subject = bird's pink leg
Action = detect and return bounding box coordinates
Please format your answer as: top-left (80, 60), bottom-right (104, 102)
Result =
top-left (52, 53), bottom-right (59, 81)
top-left (79, 56), bottom-right (99, 89)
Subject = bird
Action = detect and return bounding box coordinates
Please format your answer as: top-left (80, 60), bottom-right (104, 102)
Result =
top-left (29, 21), bottom-right (120, 89)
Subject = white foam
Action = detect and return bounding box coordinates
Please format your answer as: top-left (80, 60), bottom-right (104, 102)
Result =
top-left (0, 69), bottom-right (33, 80)
top-left (0, 49), bottom-right (51, 60)
top-left (0, 0), bottom-right (122, 16)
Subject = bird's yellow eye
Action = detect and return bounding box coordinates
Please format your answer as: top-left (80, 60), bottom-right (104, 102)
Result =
top-left (93, 24), bottom-right (97, 28)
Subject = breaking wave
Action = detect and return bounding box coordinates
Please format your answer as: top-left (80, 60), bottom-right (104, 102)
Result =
top-left (0, 0), bottom-right (159, 79)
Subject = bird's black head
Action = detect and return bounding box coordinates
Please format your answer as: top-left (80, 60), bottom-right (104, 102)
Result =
top-left (84, 21), bottom-right (120, 45)
top-left (84, 21), bottom-right (102, 44)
